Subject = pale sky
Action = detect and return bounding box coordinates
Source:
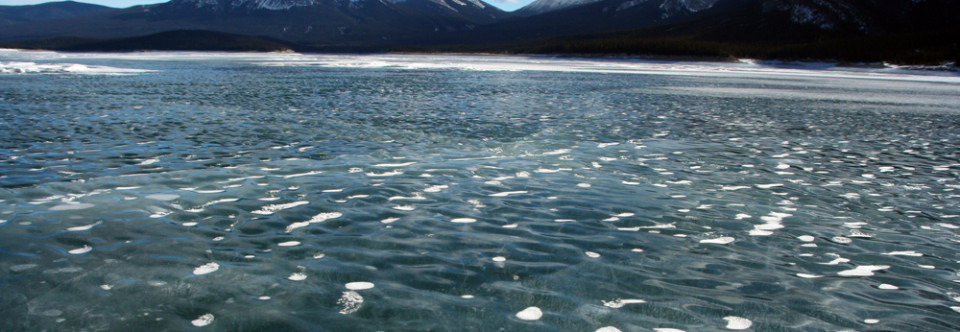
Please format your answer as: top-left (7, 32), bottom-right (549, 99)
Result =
top-left (0, 0), bottom-right (534, 11)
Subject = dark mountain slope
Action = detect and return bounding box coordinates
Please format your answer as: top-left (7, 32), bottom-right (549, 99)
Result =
top-left (0, 1), bottom-right (115, 27)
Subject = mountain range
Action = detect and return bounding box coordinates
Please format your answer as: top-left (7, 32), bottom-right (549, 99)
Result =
top-left (0, 0), bottom-right (957, 64)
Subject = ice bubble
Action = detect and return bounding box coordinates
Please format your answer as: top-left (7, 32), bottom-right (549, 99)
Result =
top-left (282, 170), bottom-right (323, 179)
top-left (285, 221), bottom-right (311, 232)
top-left (67, 221), bottom-right (102, 232)
top-left (700, 237), bottom-right (735, 245)
top-left (373, 161), bottom-right (416, 167)
top-left (182, 222), bottom-right (198, 227)
top-left (424, 185), bottom-right (449, 192)
top-left (100, 284), bottom-right (112, 290)
top-left (838, 265), bottom-right (890, 277)
top-left (258, 296), bottom-right (270, 300)
top-left (288, 272), bottom-right (307, 281)
top-left (338, 291), bottom-right (363, 314)
top-left (516, 307), bottom-right (543, 321)
top-left (278, 241), bottom-right (300, 247)
top-left (723, 316), bottom-right (752, 330)
top-left (50, 203), bottom-right (95, 211)
top-left (68, 245), bottom-right (92, 255)
top-left (878, 284), bottom-right (899, 290)
top-left (451, 218), bottom-right (477, 223)
top-left (585, 251), bottom-right (601, 258)
top-left (252, 201), bottom-right (309, 215)
top-left (381, 217), bottom-right (399, 224)
top-left (10, 264), bottom-right (38, 272)
top-left (492, 256), bottom-right (506, 262)
top-left (602, 299), bottom-right (646, 308)
top-left (796, 273), bottom-right (823, 278)
top-left (489, 191), bottom-right (528, 197)
top-left (864, 318), bottom-right (879, 324)
top-left (797, 235), bottom-right (815, 242)
top-left (366, 170), bottom-right (403, 177)
top-left (831, 236), bottom-right (852, 244)
top-left (735, 213), bottom-right (752, 220)
top-left (502, 223), bottom-right (518, 229)
top-left (884, 251), bottom-right (922, 257)
top-left (193, 262), bottom-right (219, 275)
top-left (577, 183), bottom-right (592, 188)
top-left (146, 194), bottom-right (179, 201)
top-left (345, 282), bottom-right (375, 290)
top-left (596, 327), bottom-right (622, 332)
top-left (392, 205), bottom-right (416, 211)
top-left (461, 295), bottom-right (475, 299)
top-left (191, 313), bottom-right (214, 327)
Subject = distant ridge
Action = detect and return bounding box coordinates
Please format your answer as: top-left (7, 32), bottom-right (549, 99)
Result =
top-left (0, 30), bottom-right (297, 52)
top-left (0, 0), bottom-right (957, 65)
top-left (0, 1), bottom-right (113, 26)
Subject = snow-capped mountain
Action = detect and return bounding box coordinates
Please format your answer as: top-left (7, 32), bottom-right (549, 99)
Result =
top-left (0, 0), bottom-right (955, 62)
top-left (516, 0), bottom-right (721, 17)
top-left (0, 0), bottom-right (504, 46)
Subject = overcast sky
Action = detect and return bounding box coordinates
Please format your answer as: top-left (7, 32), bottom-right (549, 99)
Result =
top-left (0, 0), bottom-right (533, 11)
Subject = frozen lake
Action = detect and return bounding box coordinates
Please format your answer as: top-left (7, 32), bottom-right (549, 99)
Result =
top-left (1, 50), bottom-right (960, 331)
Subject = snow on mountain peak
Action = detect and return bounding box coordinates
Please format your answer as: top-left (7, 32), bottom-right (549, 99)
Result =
top-left (175, 0), bottom-right (320, 10)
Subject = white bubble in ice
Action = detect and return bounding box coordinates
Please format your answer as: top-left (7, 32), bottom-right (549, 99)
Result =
top-left (50, 203), bottom-right (95, 211)
top-left (602, 299), bottom-right (646, 308)
top-left (252, 201), bottom-right (309, 215)
top-left (838, 265), bottom-right (890, 277)
top-left (345, 282), bottom-right (375, 290)
top-left (831, 236), bottom-right (852, 244)
top-left (585, 251), bottom-right (601, 258)
top-left (797, 235), bottom-right (815, 242)
top-left (191, 313), bottom-right (214, 327)
top-left (451, 218), bottom-right (477, 223)
top-left (884, 251), bottom-right (922, 257)
top-left (864, 319), bottom-right (879, 324)
top-left (392, 205), bottom-right (416, 211)
top-left (461, 295), bottom-right (475, 299)
top-left (878, 284), bottom-right (899, 290)
top-left (492, 256), bottom-right (506, 262)
top-left (286, 271), bottom-right (307, 280)
top-left (10, 264), bottom-right (38, 272)
top-left (381, 217), bottom-right (399, 224)
top-left (516, 307), bottom-right (542, 321)
top-left (146, 194), bottom-right (179, 201)
top-left (278, 241), bottom-right (300, 247)
top-left (193, 262), bottom-right (219, 275)
top-left (596, 327), bottom-right (622, 332)
top-left (338, 291), bottom-right (363, 314)
top-left (67, 221), bottom-right (102, 232)
top-left (723, 316), bottom-right (752, 330)
top-left (68, 245), bottom-right (92, 255)
top-left (796, 273), bottom-right (823, 278)
top-left (700, 237), bottom-right (735, 245)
